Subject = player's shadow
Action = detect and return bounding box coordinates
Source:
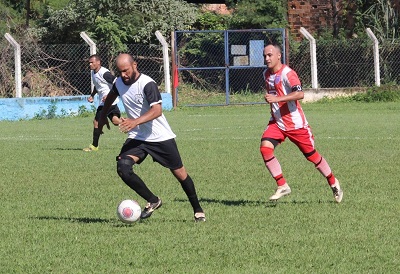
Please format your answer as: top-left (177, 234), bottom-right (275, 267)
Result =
top-left (174, 198), bottom-right (263, 207)
top-left (175, 197), bottom-right (333, 207)
top-left (33, 216), bottom-right (113, 224)
top-left (44, 148), bottom-right (84, 151)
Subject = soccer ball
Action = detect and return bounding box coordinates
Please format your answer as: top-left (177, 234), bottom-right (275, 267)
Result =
top-left (117, 199), bottom-right (142, 224)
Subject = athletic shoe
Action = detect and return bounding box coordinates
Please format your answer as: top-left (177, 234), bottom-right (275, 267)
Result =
top-left (331, 179), bottom-right (343, 203)
top-left (83, 144), bottom-right (98, 152)
top-left (140, 198), bottom-right (162, 219)
top-left (194, 212), bottom-right (206, 222)
top-left (269, 184), bottom-right (291, 201)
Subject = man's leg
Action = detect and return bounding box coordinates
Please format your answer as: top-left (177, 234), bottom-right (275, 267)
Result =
top-left (171, 167), bottom-right (205, 222)
top-left (116, 155), bottom-right (162, 218)
top-left (260, 142), bottom-right (291, 201)
top-left (83, 118), bottom-right (100, 151)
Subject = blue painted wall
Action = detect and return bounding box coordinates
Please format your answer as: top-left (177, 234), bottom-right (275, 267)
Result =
top-left (0, 93), bottom-right (173, 121)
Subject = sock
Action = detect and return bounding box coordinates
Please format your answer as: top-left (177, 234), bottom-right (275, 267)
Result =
top-left (306, 150), bottom-right (336, 186)
top-left (117, 159), bottom-right (158, 203)
top-left (179, 175), bottom-right (203, 213)
top-left (92, 128), bottom-right (101, 147)
top-left (260, 146), bottom-right (286, 186)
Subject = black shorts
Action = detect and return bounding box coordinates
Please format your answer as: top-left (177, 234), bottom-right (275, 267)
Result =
top-left (117, 138), bottom-right (183, 170)
top-left (95, 105), bottom-right (121, 121)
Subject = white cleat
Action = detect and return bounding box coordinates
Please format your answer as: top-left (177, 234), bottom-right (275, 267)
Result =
top-left (269, 184), bottom-right (291, 201)
top-left (331, 178), bottom-right (343, 203)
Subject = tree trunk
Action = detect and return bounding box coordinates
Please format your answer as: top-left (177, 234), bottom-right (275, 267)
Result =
top-left (25, 0), bottom-right (31, 28)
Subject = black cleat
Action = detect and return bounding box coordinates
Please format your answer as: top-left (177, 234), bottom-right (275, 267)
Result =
top-left (140, 198), bottom-right (162, 219)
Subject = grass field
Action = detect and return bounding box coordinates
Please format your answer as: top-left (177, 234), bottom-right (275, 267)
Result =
top-left (1, 102), bottom-right (400, 273)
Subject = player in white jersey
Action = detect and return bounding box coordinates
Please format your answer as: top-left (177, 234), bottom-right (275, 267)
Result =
top-left (83, 55), bottom-right (122, 152)
top-left (98, 53), bottom-right (205, 222)
top-left (260, 44), bottom-right (343, 203)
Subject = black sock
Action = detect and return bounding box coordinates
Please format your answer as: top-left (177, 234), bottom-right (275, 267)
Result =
top-left (179, 175), bottom-right (203, 213)
top-left (92, 128), bottom-right (101, 147)
top-left (117, 160), bottom-right (158, 203)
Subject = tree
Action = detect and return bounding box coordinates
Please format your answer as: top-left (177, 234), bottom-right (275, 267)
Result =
top-left (38, 0), bottom-right (198, 45)
top-left (226, 0), bottom-right (287, 29)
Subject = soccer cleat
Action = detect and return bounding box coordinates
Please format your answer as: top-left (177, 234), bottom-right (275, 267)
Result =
top-left (331, 179), bottom-right (343, 203)
top-left (83, 144), bottom-right (98, 152)
top-left (194, 212), bottom-right (206, 222)
top-left (140, 198), bottom-right (162, 219)
top-left (269, 184), bottom-right (291, 201)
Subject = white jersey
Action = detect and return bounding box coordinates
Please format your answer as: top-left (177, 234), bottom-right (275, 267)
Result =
top-left (113, 74), bottom-right (176, 142)
top-left (91, 67), bottom-right (119, 106)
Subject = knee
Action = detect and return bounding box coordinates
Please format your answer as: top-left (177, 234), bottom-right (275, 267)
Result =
top-left (116, 156), bottom-right (135, 178)
top-left (112, 116), bottom-right (121, 126)
top-left (304, 150), bottom-right (321, 165)
top-left (260, 146), bottom-right (274, 161)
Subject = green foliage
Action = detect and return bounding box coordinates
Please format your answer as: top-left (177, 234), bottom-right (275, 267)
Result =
top-left (132, 0), bottom-right (199, 43)
top-left (353, 84), bottom-right (400, 102)
top-left (32, 101), bottom-right (57, 119)
top-left (32, 102), bottom-right (96, 120)
top-left (0, 1), bottom-right (25, 34)
top-left (363, 0), bottom-right (399, 41)
top-left (194, 11), bottom-right (230, 30)
top-left (94, 16), bottom-right (128, 55)
top-left (37, 0), bottom-right (198, 45)
top-left (77, 104), bottom-right (96, 117)
top-left (227, 0), bottom-right (287, 29)
top-left (317, 84), bottom-right (400, 103)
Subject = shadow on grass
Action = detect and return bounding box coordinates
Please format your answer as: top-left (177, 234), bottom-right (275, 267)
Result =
top-left (43, 148), bottom-right (84, 151)
top-left (175, 198), bottom-right (334, 207)
top-left (175, 198), bottom-right (263, 206)
top-left (32, 216), bottom-right (113, 223)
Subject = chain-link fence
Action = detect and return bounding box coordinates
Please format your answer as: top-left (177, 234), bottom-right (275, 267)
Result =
top-left (290, 38), bottom-right (400, 89)
top-left (0, 41), bottom-right (164, 98)
top-left (2, 32), bottom-right (400, 103)
top-left (175, 29), bottom-right (285, 106)
top-left (175, 32), bottom-right (400, 106)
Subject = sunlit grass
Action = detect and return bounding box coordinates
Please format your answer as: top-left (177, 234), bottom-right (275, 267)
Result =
top-left (0, 102), bottom-right (399, 273)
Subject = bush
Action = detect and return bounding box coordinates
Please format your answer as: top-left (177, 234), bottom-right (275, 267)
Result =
top-left (318, 84), bottom-right (400, 103)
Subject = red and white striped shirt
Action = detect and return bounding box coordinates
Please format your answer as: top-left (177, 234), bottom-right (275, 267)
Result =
top-left (263, 64), bottom-right (308, 131)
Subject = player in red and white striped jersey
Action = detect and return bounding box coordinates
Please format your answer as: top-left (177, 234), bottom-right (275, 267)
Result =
top-left (260, 44), bottom-right (343, 203)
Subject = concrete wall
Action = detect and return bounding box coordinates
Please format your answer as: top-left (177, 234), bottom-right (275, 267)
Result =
top-left (0, 93), bottom-right (173, 121)
top-left (303, 88), bottom-right (366, 102)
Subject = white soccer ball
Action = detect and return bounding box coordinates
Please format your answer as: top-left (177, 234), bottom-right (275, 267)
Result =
top-left (117, 199), bottom-right (141, 224)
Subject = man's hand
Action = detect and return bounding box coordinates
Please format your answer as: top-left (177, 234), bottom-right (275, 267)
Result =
top-left (87, 96), bottom-right (94, 103)
top-left (119, 117), bottom-right (138, 133)
top-left (264, 93), bottom-right (279, 104)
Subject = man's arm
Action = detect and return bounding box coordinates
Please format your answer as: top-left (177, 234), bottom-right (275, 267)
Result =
top-left (103, 71), bottom-right (116, 85)
top-left (88, 87), bottom-right (98, 103)
top-left (118, 103), bottom-right (162, 133)
top-left (265, 87), bottom-right (304, 104)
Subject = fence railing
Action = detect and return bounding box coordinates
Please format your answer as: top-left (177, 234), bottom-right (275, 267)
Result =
top-left (2, 28), bottom-right (400, 107)
top-left (1, 33), bottom-right (167, 98)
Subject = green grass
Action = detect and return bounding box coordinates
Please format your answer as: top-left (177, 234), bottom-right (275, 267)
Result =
top-left (1, 101), bottom-right (400, 273)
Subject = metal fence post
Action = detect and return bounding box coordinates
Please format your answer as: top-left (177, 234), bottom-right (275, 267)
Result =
top-left (300, 27), bottom-right (318, 89)
top-left (155, 31), bottom-right (171, 94)
top-left (4, 33), bottom-right (22, 98)
top-left (80, 32), bottom-right (97, 94)
top-left (366, 28), bottom-right (380, 87)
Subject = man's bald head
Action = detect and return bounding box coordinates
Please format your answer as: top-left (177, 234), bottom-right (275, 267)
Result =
top-left (116, 53), bottom-right (135, 66)
top-left (116, 53), bottom-right (139, 85)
